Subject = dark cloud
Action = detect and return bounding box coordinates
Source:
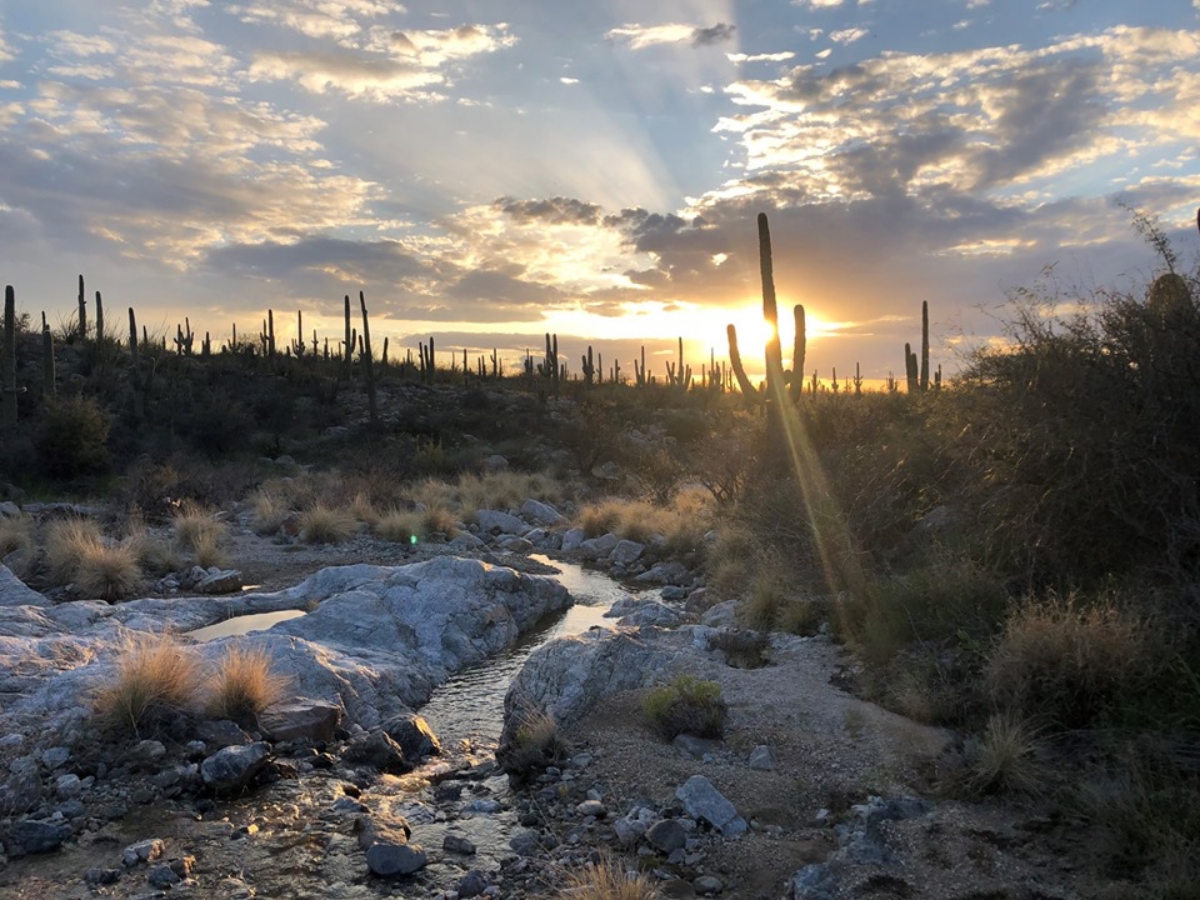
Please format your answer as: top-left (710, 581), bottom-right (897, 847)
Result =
top-left (692, 23), bottom-right (736, 47)
top-left (496, 196), bottom-right (604, 226)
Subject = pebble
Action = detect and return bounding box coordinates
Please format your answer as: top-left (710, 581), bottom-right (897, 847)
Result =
top-left (122, 838), bottom-right (165, 867)
top-left (693, 875), bottom-right (723, 895)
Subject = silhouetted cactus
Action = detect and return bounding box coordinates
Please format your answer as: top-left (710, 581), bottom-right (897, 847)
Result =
top-left (2, 286), bottom-right (19, 425)
top-left (359, 291), bottom-right (378, 426)
top-left (582, 345), bottom-right (595, 386)
top-left (95, 291), bottom-right (104, 344)
top-left (919, 300), bottom-right (930, 392)
top-left (726, 324), bottom-right (757, 401)
top-left (77, 275), bottom-right (86, 341)
top-left (42, 314), bottom-right (55, 397)
top-left (789, 304), bottom-right (806, 404)
top-left (758, 214), bottom-right (785, 401)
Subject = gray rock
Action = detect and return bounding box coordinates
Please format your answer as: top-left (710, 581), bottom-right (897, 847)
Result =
top-left (457, 869), bottom-right (489, 898)
top-left (0, 564), bottom-right (49, 607)
top-left (483, 455), bottom-right (509, 472)
top-left (475, 509), bottom-right (527, 535)
top-left (610, 539), bottom-right (645, 566)
top-left (443, 833), bottom-right (477, 855)
top-left (617, 600), bottom-right (685, 629)
top-left (575, 799), bottom-right (606, 818)
top-left (365, 841), bottom-right (427, 877)
top-left (259, 699), bottom-right (342, 743)
top-left (5, 819), bottom-right (72, 856)
top-left (635, 561), bottom-right (694, 587)
top-left (578, 533), bottom-right (619, 560)
top-left (448, 532), bottom-right (486, 550)
top-left (509, 829), bottom-right (543, 856)
top-left (343, 731), bottom-right (410, 774)
top-left (612, 807), bottom-right (658, 847)
top-left (55, 773), bottom-right (82, 799)
top-left (41, 746), bottom-right (71, 769)
top-left (521, 499), bottom-right (566, 526)
top-left (0, 501), bottom-right (20, 518)
top-left (200, 742), bottom-right (272, 793)
top-left (497, 536), bottom-right (534, 553)
top-left (382, 712), bottom-right (441, 760)
top-left (694, 875), bottom-right (723, 895)
top-left (748, 745), bottom-right (775, 771)
top-left (684, 588), bottom-right (712, 614)
top-left (130, 739), bottom-right (167, 762)
top-left (560, 528), bottom-right (586, 552)
top-left (147, 863), bottom-right (181, 887)
top-left (673, 734), bottom-right (721, 759)
top-left (675, 776), bottom-right (747, 837)
top-left (84, 868), bottom-right (121, 885)
top-left (661, 585), bottom-right (688, 601)
top-left (195, 720), bottom-right (252, 750)
top-left (0, 755), bottom-right (42, 815)
top-left (197, 569), bottom-right (243, 595)
top-left (646, 819), bottom-right (687, 853)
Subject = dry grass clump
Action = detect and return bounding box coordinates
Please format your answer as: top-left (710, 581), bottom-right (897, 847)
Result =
top-left (704, 526), bottom-right (758, 600)
top-left (375, 508), bottom-right (424, 544)
top-left (985, 593), bottom-right (1166, 728)
top-left (94, 634), bottom-right (205, 737)
top-left (739, 556), bottom-right (791, 631)
top-left (642, 675), bottom-right (727, 740)
top-left (298, 503), bottom-right (357, 544)
top-left (0, 513), bottom-right (34, 559)
top-left (707, 628), bottom-right (770, 669)
top-left (456, 470), bottom-right (562, 512)
top-left (556, 860), bottom-right (661, 900)
top-left (172, 502), bottom-right (228, 567)
top-left (577, 490), bottom-right (710, 553)
top-left (500, 708), bottom-right (572, 781)
top-left (45, 517), bottom-right (144, 601)
top-left (349, 492), bottom-right (381, 528)
top-left (206, 644), bottom-right (290, 724)
top-left (961, 712), bottom-right (1046, 797)
top-left (250, 489), bottom-right (292, 535)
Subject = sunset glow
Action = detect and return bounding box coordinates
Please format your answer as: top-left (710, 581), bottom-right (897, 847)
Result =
top-left (0, 2), bottom-right (1197, 381)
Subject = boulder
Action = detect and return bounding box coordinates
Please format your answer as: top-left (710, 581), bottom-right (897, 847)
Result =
top-left (578, 533), bottom-right (619, 560)
top-left (0, 755), bottom-right (42, 815)
top-left (646, 818), bottom-right (687, 853)
top-left (343, 731), bottom-right (410, 774)
top-left (748, 745), bottom-right (776, 771)
top-left (4, 819), bottom-right (72, 856)
top-left (382, 713), bottom-right (441, 761)
top-left (200, 742), bottom-right (272, 793)
top-left (521, 499), bottom-right (566, 526)
top-left (0, 564), bottom-right (50, 608)
top-left (356, 816), bottom-right (425, 877)
top-left (196, 569), bottom-right (243, 595)
top-left (475, 510), bottom-right (527, 535)
top-left (616, 600), bottom-right (685, 629)
top-left (259, 699), bottom-right (342, 744)
top-left (497, 536), bottom-right (534, 553)
top-left (560, 528), bottom-right (586, 552)
top-left (675, 775), bottom-right (747, 837)
top-left (635, 561), bottom-right (694, 587)
top-left (610, 539), bottom-right (645, 566)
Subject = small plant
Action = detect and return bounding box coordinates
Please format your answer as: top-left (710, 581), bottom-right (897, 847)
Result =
top-left (45, 517), bottom-right (143, 600)
top-left (0, 513), bottom-right (33, 559)
top-left (298, 503), bottom-right (356, 544)
top-left (93, 634), bottom-right (204, 737)
top-left (44, 517), bottom-right (104, 584)
top-left (206, 644), bottom-right (290, 725)
top-left (556, 859), bottom-right (661, 900)
top-left (707, 629), bottom-right (770, 669)
top-left (642, 675), bottom-right (727, 740)
top-left (962, 712), bottom-right (1045, 797)
top-left (500, 708), bottom-right (571, 781)
top-left (250, 489), bottom-right (291, 535)
top-left (375, 508), bottom-right (423, 543)
top-left (739, 560), bottom-right (790, 631)
top-left (173, 502), bottom-right (227, 567)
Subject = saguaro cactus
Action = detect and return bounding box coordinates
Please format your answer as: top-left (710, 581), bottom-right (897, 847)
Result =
top-left (95, 291), bottom-right (104, 343)
top-left (726, 324), bottom-right (757, 400)
top-left (758, 213), bottom-right (785, 400)
top-left (359, 291), bottom-right (378, 426)
top-left (2, 286), bottom-right (19, 425)
top-left (919, 300), bottom-right (930, 392)
top-left (904, 342), bottom-right (918, 393)
top-left (77, 275), bottom-right (87, 341)
top-left (789, 304), bottom-right (806, 404)
top-left (42, 314), bottom-right (55, 397)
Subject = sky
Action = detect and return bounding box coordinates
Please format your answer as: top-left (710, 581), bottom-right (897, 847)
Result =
top-left (1, 0), bottom-right (1198, 384)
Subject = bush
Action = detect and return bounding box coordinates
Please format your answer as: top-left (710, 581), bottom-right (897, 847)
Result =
top-left (93, 634), bottom-right (204, 737)
top-left (44, 518), bottom-right (143, 600)
top-left (250, 489), bottom-right (291, 535)
top-left (985, 593), bottom-right (1167, 729)
top-left (499, 709), bottom-right (571, 782)
top-left (37, 394), bottom-right (111, 479)
top-left (556, 860), bottom-right (661, 900)
top-left (707, 629), bottom-right (770, 669)
top-left (206, 644), bottom-right (290, 725)
top-left (298, 503), bottom-right (356, 544)
top-left (0, 513), bottom-right (33, 559)
top-left (44, 518), bottom-right (105, 584)
top-left (960, 712), bottom-right (1046, 798)
top-left (642, 675), bottom-right (727, 740)
top-left (172, 502), bottom-right (227, 567)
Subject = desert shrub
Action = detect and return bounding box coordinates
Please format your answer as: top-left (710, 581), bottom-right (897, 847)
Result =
top-left (704, 526), bottom-right (757, 599)
top-left (250, 489), bottom-right (291, 535)
top-left (556, 860), bottom-right (661, 900)
top-left (349, 492), bottom-right (381, 528)
top-left (778, 595), bottom-right (822, 636)
top-left (499, 709), bottom-right (571, 782)
top-left (375, 508), bottom-right (423, 544)
top-left (739, 556), bottom-right (791, 631)
top-left (74, 538), bottom-right (143, 602)
top-left (577, 492), bottom-right (709, 552)
top-left (958, 712), bottom-right (1046, 798)
top-left (298, 503), bottom-right (356, 544)
top-left (93, 634), bottom-right (204, 737)
top-left (985, 593), bottom-right (1167, 729)
top-left (0, 513), bottom-right (33, 559)
top-left (642, 675), bottom-right (727, 740)
top-left (206, 644), bottom-right (290, 724)
top-left (172, 502), bottom-right (227, 567)
top-left (37, 394), bottom-right (111, 479)
top-left (129, 529), bottom-right (184, 577)
top-left (580, 500), bottom-right (622, 538)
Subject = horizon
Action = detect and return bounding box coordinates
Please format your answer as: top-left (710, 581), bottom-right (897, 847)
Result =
top-left (1, 1), bottom-right (1198, 383)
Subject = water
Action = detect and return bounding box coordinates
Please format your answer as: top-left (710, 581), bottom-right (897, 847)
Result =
top-left (418, 554), bottom-right (641, 746)
top-left (186, 609), bottom-right (306, 642)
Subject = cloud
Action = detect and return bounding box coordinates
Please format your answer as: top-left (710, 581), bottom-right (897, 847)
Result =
top-left (606, 22), bottom-right (736, 51)
top-left (229, 0), bottom-right (405, 43)
top-left (727, 51), bottom-right (796, 63)
top-left (792, 0), bottom-right (848, 8)
top-left (830, 27), bottom-right (868, 44)
top-left (497, 196), bottom-right (603, 226)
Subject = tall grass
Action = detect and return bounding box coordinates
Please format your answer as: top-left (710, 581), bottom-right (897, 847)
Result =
top-left (206, 644), bottom-right (290, 724)
top-left (45, 518), bottom-right (144, 601)
top-left (93, 634), bottom-right (204, 736)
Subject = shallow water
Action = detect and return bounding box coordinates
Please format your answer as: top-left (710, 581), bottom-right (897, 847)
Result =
top-left (418, 554), bottom-right (643, 746)
top-left (185, 608), bottom-right (307, 642)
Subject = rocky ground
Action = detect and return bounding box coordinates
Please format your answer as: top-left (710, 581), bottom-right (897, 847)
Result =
top-left (0, 498), bottom-right (1128, 900)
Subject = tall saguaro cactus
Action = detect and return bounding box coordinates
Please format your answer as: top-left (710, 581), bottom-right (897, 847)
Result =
top-left (2, 286), bottom-right (19, 425)
top-left (919, 300), bottom-right (930, 392)
top-left (789, 304), bottom-right (807, 404)
top-left (758, 213), bottom-right (786, 401)
top-left (77, 275), bottom-right (87, 341)
top-left (359, 292), bottom-right (378, 426)
top-left (95, 291), bottom-right (105, 343)
top-left (42, 314), bottom-right (55, 397)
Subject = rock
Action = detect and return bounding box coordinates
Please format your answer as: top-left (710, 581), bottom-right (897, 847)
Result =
top-left (646, 819), bottom-right (687, 853)
top-left (200, 742), bottom-right (272, 793)
top-left (457, 869), bottom-right (489, 898)
top-left (673, 734), bottom-right (721, 759)
top-left (259, 699), bottom-right (342, 743)
top-left (130, 739), bottom-right (167, 763)
top-left (575, 799), bottom-right (606, 818)
top-left (483, 455), bottom-right (509, 472)
top-left (610, 539), bottom-right (645, 566)
top-left (195, 720), bottom-right (252, 750)
top-left (613, 807), bottom-right (658, 847)
top-left (675, 776), bottom-right (747, 837)
top-left (55, 773), bottom-right (82, 799)
top-left (382, 712), bottom-right (441, 760)
top-left (0, 756), bottom-right (42, 815)
top-left (4, 819), bottom-right (72, 856)
top-left (509, 829), bottom-right (543, 856)
top-left (561, 528), bottom-right (586, 552)
top-left (617, 600), bottom-right (685, 629)
top-left (693, 875), bottom-right (723, 895)
top-left (748, 745), bottom-right (775, 771)
top-left (684, 588), bottom-right (712, 614)
top-left (197, 569), bottom-right (243, 595)
top-left (0, 501), bottom-right (19, 518)
top-left (593, 461), bottom-right (621, 480)
top-left (147, 863), bottom-right (181, 887)
top-left (357, 816), bottom-right (425, 877)
top-left (443, 833), bottom-right (477, 855)
top-left (0, 565), bottom-right (49, 607)
top-left (578, 533), bottom-right (619, 560)
top-left (84, 868), bottom-right (121, 885)
top-left (499, 630), bottom-right (667, 762)
top-left (41, 746), bottom-right (71, 769)
top-left (700, 602), bottom-right (739, 629)
top-left (475, 509), bottom-right (527, 536)
top-left (521, 499), bottom-right (566, 526)
top-left (636, 561), bottom-right (694, 587)
top-left (448, 532), bottom-right (486, 551)
top-left (497, 536), bottom-right (534, 553)
top-left (343, 731), bottom-right (410, 774)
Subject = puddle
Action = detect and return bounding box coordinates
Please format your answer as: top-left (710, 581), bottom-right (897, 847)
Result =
top-left (185, 609), bottom-right (307, 642)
